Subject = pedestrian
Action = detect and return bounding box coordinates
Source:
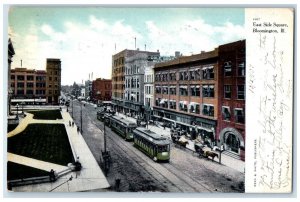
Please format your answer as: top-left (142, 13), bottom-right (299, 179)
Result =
top-left (69, 120), bottom-right (71, 127)
top-left (72, 121), bottom-right (74, 127)
top-left (77, 126), bottom-right (80, 133)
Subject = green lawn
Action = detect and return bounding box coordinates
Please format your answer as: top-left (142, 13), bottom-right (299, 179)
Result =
top-left (27, 110), bottom-right (62, 120)
top-left (7, 124), bottom-right (18, 133)
top-left (7, 161), bottom-right (50, 181)
top-left (8, 124), bottom-right (74, 166)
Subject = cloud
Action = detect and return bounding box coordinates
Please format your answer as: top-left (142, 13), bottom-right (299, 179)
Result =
top-left (10, 15), bottom-right (244, 85)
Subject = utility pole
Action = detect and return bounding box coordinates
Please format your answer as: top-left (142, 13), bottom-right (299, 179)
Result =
top-left (72, 98), bottom-right (74, 118)
top-left (80, 102), bottom-right (83, 133)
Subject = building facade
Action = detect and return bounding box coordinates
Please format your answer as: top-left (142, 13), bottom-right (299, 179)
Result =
top-left (124, 51), bottom-right (160, 117)
top-left (8, 38), bottom-right (15, 114)
top-left (217, 40), bottom-right (245, 160)
top-left (10, 68), bottom-right (47, 100)
top-left (92, 78), bottom-right (112, 103)
top-left (46, 58), bottom-right (61, 104)
top-left (85, 80), bottom-right (92, 101)
top-left (153, 40), bottom-right (245, 160)
top-left (111, 49), bottom-right (160, 113)
top-left (153, 50), bottom-right (219, 145)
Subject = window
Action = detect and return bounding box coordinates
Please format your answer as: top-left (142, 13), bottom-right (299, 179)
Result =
top-left (169, 86), bottom-right (176, 95)
top-left (160, 99), bottom-right (168, 108)
top-left (49, 84), bottom-right (52, 88)
top-left (169, 100), bottom-right (176, 110)
top-left (179, 85), bottom-right (188, 96)
top-left (137, 92), bottom-right (139, 102)
top-left (163, 86), bottom-right (168, 94)
top-left (11, 75), bottom-right (15, 80)
top-left (238, 62), bottom-right (245, 76)
top-left (169, 72), bottom-right (176, 81)
top-left (190, 85), bottom-right (200, 96)
top-left (237, 85), bottom-right (245, 99)
top-left (222, 106), bottom-right (231, 120)
top-left (49, 90), bottom-right (52, 95)
top-left (55, 77), bottom-right (58, 81)
top-left (11, 83), bottom-right (14, 87)
top-left (179, 101), bottom-right (188, 112)
top-left (27, 76), bottom-right (34, 81)
top-left (202, 85), bottom-right (214, 98)
top-left (137, 79), bottom-right (139, 88)
top-left (234, 108), bottom-right (245, 124)
top-left (179, 71), bottom-right (188, 80)
top-left (26, 90), bottom-right (33, 94)
top-left (17, 82), bottom-right (24, 88)
top-left (155, 86), bottom-right (161, 94)
top-left (17, 75), bottom-right (24, 80)
top-left (49, 77), bottom-right (52, 81)
top-left (202, 66), bottom-right (214, 79)
top-left (224, 61), bottom-right (232, 77)
top-left (155, 74), bottom-right (159, 82)
top-left (224, 85), bottom-right (231, 99)
top-left (189, 103), bottom-right (200, 114)
top-left (203, 104), bottom-right (214, 117)
top-left (27, 83), bottom-right (34, 88)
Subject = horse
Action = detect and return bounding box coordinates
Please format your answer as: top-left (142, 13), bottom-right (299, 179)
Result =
top-left (204, 150), bottom-right (219, 161)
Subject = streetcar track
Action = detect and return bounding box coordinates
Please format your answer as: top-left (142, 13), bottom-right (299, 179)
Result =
top-left (105, 126), bottom-right (212, 192)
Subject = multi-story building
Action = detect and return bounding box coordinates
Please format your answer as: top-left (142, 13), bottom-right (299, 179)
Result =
top-left (153, 40), bottom-right (245, 160)
top-left (10, 68), bottom-right (47, 100)
top-left (8, 38), bottom-right (15, 114)
top-left (111, 49), bottom-right (160, 113)
top-left (85, 80), bottom-right (92, 100)
top-left (46, 58), bottom-right (61, 104)
top-left (92, 78), bottom-right (112, 103)
top-left (154, 49), bottom-right (219, 144)
top-left (124, 51), bottom-right (160, 117)
top-left (217, 40), bottom-right (245, 160)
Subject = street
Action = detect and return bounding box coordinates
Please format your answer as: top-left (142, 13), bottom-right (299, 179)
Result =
top-left (70, 99), bottom-right (245, 192)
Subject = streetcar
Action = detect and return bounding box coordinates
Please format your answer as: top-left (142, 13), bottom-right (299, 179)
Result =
top-left (133, 127), bottom-right (170, 162)
top-left (109, 115), bottom-right (137, 140)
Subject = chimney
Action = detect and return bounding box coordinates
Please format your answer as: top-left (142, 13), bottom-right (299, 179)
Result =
top-left (175, 51), bottom-right (180, 57)
top-left (157, 49), bottom-right (159, 53)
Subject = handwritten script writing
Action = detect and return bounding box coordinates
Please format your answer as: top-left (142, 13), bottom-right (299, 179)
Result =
top-left (252, 32), bottom-right (292, 190)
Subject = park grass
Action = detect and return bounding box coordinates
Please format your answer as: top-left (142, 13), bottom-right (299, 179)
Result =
top-left (7, 124), bottom-right (18, 133)
top-left (8, 124), bottom-right (74, 166)
top-left (7, 161), bottom-right (50, 181)
top-left (27, 110), bottom-right (62, 120)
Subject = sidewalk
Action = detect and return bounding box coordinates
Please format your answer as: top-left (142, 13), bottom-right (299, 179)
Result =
top-left (9, 107), bottom-right (110, 192)
top-left (115, 112), bottom-right (245, 173)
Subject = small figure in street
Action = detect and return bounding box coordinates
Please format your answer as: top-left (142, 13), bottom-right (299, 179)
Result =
top-left (69, 120), bottom-right (71, 127)
top-left (163, 121), bottom-right (166, 130)
top-left (72, 121), bottom-right (74, 127)
top-left (77, 126), bottom-right (80, 133)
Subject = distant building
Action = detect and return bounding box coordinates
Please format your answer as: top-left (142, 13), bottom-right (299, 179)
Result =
top-left (46, 58), bottom-right (61, 104)
top-left (10, 68), bottom-right (47, 100)
top-left (10, 58), bottom-right (61, 105)
top-left (85, 80), bottom-right (92, 100)
top-left (8, 38), bottom-right (15, 114)
top-left (92, 78), bottom-right (112, 103)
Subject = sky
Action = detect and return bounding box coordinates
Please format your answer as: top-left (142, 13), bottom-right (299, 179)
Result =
top-left (8, 7), bottom-right (245, 85)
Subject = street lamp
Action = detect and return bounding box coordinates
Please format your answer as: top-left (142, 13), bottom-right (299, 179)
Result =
top-left (21, 102), bottom-right (25, 115)
top-left (8, 88), bottom-right (13, 115)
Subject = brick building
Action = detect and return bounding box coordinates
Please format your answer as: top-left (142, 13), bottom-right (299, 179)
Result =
top-left (153, 49), bottom-right (219, 143)
top-left (111, 49), bottom-right (160, 113)
top-left (10, 58), bottom-right (61, 105)
top-left (46, 58), bottom-right (61, 104)
top-left (217, 40), bottom-right (245, 160)
top-left (92, 78), bottom-right (112, 103)
top-left (10, 68), bottom-right (47, 100)
top-left (153, 40), bottom-right (245, 159)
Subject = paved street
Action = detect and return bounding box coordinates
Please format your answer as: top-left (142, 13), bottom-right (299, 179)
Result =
top-left (70, 99), bottom-right (245, 193)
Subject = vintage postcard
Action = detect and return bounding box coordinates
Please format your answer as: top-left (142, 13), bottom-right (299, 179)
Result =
top-left (3, 6), bottom-right (294, 195)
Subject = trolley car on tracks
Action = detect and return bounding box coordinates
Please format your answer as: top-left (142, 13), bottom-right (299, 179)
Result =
top-left (109, 115), bottom-right (137, 140)
top-left (133, 127), bottom-right (170, 162)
